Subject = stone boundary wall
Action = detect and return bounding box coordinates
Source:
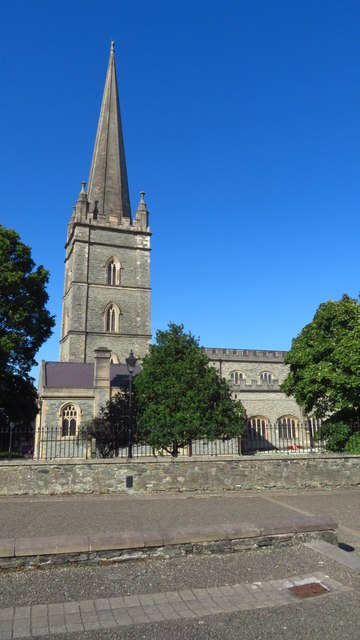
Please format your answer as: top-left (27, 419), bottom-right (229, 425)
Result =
top-left (0, 455), bottom-right (359, 496)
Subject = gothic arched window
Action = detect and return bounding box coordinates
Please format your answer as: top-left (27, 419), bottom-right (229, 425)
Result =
top-left (230, 370), bottom-right (245, 385)
top-left (105, 303), bottom-right (121, 333)
top-left (248, 416), bottom-right (269, 439)
top-left (106, 258), bottom-right (121, 286)
top-left (277, 415), bottom-right (299, 440)
top-left (61, 404), bottom-right (78, 437)
top-left (259, 371), bottom-right (273, 383)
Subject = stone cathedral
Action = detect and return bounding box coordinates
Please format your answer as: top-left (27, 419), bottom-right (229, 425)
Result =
top-left (35, 45), bottom-right (304, 458)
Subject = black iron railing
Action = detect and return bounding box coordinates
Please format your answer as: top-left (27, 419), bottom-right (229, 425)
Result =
top-left (0, 422), bottom-right (35, 460)
top-left (242, 418), bottom-right (325, 454)
top-left (0, 418), bottom-right (338, 460)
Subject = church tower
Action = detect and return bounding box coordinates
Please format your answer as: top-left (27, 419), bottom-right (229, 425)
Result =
top-left (60, 43), bottom-right (151, 364)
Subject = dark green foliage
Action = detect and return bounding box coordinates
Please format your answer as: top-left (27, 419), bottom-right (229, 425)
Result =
top-left (1, 374), bottom-right (38, 424)
top-left (345, 431), bottom-right (360, 454)
top-left (282, 295), bottom-right (360, 421)
top-left (315, 421), bottom-right (352, 452)
top-left (0, 451), bottom-right (24, 459)
top-left (82, 390), bottom-right (131, 457)
top-left (135, 323), bottom-right (245, 456)
top-left (0, 225), bottom-right (55, 422)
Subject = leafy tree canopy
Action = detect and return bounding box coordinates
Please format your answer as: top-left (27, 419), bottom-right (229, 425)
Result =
top-left (282, 294), bottom-right (360, 420)
top-left (135, 323), bottom-right (244, 456)
top-left (0, 225), bottom-right (55, 422)
top-left (82, 390), bottom-right (131, 457)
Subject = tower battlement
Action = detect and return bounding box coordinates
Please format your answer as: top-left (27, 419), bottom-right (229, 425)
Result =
top-left (204, 348), bottom-right (286, 363)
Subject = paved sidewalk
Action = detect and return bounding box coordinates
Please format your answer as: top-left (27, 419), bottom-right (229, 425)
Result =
top-left (0, 572), bottom-right (350, 639)
top-left (1, 489), bottom-right (349, 569)
top-left (1, 488), bottom-right (360, 574)
top-left (2, 488), bottom-right (358, 539)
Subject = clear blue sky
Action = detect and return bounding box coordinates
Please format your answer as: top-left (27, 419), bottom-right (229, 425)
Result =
top-left (1, 0), bottom-right (359, 379)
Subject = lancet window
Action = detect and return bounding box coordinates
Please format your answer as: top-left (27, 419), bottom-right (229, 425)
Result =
top-left (259, 371), bottom-right (273, 383)
top-left (106, 258), bottom-right (121, 286)
top-left (230, 370), bottom-right (245, 385)
top-left (277, 415), bottom-right (299, 440)
top-left (105, 303), bottom-right (120, 333)
top-left (61, 404), bottom-right (78, 437)
top-left (248, 416), bottom-right (269, 439)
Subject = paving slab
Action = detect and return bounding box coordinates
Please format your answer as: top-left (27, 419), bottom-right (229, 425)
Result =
top-left (162, 524), bottom-right (225, 544)
top-left (15, 534), bottom-right (88, 556)
top-left (305, 540), bottom-right (360, 570)
top-left (0, 539), bottom-right (14, 558)
top-left (88, 531), bottom-right (144, 552)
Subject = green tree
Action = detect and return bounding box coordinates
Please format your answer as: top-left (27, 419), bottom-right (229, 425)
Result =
top-left (0, 225), bottom-right (55, 422)
top-left (82, 390), bottom-right (131, 457)
top-left (314, 421), bottom-right (352, 453)
top-left (345, 431), bottom-right (360, 454)
top-left (282, 295), bottom-right (360, 420)
top-left (135, 323), bottom-right (244, 456)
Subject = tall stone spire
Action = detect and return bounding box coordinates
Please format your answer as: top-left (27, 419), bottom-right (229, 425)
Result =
top-left (87, 42), bottom-right (131, 222)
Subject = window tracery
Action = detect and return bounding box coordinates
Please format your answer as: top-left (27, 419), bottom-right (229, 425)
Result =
top-left (248, 416), bottom-right (269, 439)
top-left (277, 415), bottom-right (299, 440)
top-left (259, 371), bottom-right (273, 383)
top-left (61, 404), bottom-right (78, 437)
top-left (105, 303), bottom-right (121, 333)
top-left (106, 258), bottom-right (121, 286)
top-left (230, 370), bottom-right (245, 385)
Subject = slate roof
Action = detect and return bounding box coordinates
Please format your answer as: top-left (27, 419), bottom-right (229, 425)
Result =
top-left (44, 362), bottom-right (140, 389)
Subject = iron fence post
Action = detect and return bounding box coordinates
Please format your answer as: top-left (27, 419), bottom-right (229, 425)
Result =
top-left (237, 436), bottom-right (242, 456)
top-left (128, 372), bottom-right (133, 458)
top-left (188, 439), bottom-right (193, 457)
top-left (8, 422), bottom-right (14, 460)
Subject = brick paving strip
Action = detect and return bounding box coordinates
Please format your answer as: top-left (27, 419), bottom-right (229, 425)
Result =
top-left (0, 573), bottom-right (351, 639)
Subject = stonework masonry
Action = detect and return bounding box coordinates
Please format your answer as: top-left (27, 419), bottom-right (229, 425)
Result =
top-left (1, 456), bottom-right (359, 496)
top-left (205, 348), bottom-right (303, 423)
top-left (60, 220), bottom-right (151, 364)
